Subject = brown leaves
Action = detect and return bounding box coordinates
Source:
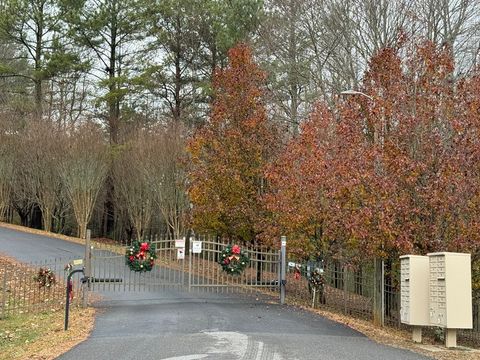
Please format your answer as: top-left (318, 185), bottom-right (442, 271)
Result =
top-left (264, 40), bottom-right (480, 264)
top-left (187, 44), bottom-right (278, 242)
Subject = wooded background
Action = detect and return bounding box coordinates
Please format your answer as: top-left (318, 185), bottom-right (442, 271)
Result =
top-left (1, 0), bottom-right (480, 285)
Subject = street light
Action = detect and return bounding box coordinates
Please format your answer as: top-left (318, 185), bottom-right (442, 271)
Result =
top-left (340, 88), bottom-right (385, 327)
top-left (339, 89), bottom-right (374, 101)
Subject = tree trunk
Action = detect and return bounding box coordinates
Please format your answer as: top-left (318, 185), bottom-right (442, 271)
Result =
top-left (30, 204), bottom-right (43, 229)
top-left (108, 0), bottom-right (119, 145)
top-left (34, 0), bottom-right (44, 119)
top-left (79, 221), bottom-right (87, 240)
top-left (42, 207), bottom-right (52, 232)
top-left (287, 0), bottom-right (299, 135)
top-left (173, 15), bottom-right (182, 123)
top-left (102, 2), bottom-right (119, 239)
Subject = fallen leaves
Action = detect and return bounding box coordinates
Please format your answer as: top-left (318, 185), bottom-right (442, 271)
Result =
top-left (0, 306), bottom-right (95, 360)
top-left (304, 305), bottom-right (480, 360)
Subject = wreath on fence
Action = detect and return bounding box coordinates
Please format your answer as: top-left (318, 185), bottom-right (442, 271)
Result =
top-left (34, 268), bottom-right (56, 288)
top-left (218, 244), bottom-right (250, 275)
top-left (125, 240), bottom-right (157, 272)
top-left (308, 268), bottom-right (325, 290)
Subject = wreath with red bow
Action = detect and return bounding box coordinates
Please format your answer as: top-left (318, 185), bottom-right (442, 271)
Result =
top-left (218, 244), bottom-right (250, 275)
top-left (34, 267), bottom-right (56, 288)
top-left (125, 240), bottom-right (157, 272)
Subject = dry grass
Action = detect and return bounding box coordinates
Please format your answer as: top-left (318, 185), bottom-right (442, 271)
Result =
top-left (0, 306), bottom-right (95, 360)
top-left (0, 254), bottom-right (71, 316)
top-left (0, 253), bottom-right (95, 360)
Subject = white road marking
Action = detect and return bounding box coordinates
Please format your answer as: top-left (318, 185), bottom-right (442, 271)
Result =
top-left (202, 331), bottom-right (286, 360)
top-left (205, 331), bottom-right (249, 358)
top-left (160, 355), bottom-right (208, 360)
top-left (256, 342), bottom-right (264, 360)
top-left (160, 331), bottom-right (287, 360)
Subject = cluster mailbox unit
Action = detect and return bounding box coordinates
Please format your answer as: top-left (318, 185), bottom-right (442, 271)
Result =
top-left (428, 252), bottom-right (472, 347)
top-left (400, 252), bottom-right (472, 348)
top-left (400, 255), bottom-right (429, 343)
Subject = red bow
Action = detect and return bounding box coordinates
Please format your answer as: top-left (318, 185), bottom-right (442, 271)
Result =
top-left (140, 242), bottom-right (150, 251)
top-left (232, 245), bottom-right (241, 254)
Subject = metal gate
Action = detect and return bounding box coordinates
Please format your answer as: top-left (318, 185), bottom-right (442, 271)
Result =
top-left (187, 235), bottom-right (280, 294)
top-left (87, 233), bottom-right (281, 297)
top-left (89, 236), bottom-right (186, 293)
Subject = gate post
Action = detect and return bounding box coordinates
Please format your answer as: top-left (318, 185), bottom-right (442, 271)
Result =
top-left (65, 268), bottom-right (85, 330)
top-left (373, 258), bottom-right (384, 326)
top-left (83, 229), bottom-right (91, 308)
top-left (188, 232), bottom-right (194, 292)
top-left (280, 236), bottom-right (286, 305)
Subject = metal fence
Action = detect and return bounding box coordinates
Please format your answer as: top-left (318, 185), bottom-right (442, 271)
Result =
top-left (0, 256), bottom-right (83, 318)
top-left (286, 258), bottom-right (480, 347)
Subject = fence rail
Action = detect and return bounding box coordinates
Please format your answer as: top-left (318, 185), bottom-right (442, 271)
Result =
top-left (287, 258), bottom-right (480, 347)
top-left (88, 234), bottom-right (280, 297)
top-left (0, 256), bottom-right (82, 318)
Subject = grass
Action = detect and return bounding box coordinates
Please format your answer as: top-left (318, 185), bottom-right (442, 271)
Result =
top-left (0, 306), bottom-right (95, 360)
top-left (0, 251), bottom-right (95, 360)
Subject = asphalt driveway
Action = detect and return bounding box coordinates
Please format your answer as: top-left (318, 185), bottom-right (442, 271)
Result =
top-left (0, 226), bottom-right (431, 360)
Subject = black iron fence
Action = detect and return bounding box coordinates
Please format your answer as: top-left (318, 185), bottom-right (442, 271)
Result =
top-left (0, 256), bottom-right (82, 318)
top-left (285, 258), bottom-right (480, 347)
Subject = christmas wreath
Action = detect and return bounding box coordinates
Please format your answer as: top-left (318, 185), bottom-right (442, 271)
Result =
top-left (218, 244), bottom-right (250, 275)
top-left (34, 267), bottom-right (56, 288)
top-left (309, 268), bottom-right (325, 290)
top-left (125, 240), bottom-right (157, 272)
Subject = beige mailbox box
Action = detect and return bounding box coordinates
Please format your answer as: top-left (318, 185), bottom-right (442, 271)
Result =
top-left (428, 252), bottom-right (472, 347)
top-left (400, 255), bottom-right (429, 342)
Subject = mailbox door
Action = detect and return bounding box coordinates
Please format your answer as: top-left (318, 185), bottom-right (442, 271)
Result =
top-left (400, 257), bottom-right (410, 323)
top-left (429, 255), bottom-right (446, 327)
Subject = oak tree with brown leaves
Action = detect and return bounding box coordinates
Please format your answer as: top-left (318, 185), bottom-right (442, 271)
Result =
top-left (188, 44), bottom-right (278, 242)
top-left (265, 41), bottom-right (480, 267)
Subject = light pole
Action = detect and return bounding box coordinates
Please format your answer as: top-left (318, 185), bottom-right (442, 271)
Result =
top-left (340, 89), bottom-right (374, 101)
top-left (340, 89), bottom-right (385, 327)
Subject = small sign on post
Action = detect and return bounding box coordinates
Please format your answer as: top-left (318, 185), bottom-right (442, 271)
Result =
top-left (177, 248), bottom-right (185, 260)
top-left (175, 238), bottom-right (185, 248)
top-left (192, 241), bottom-right (202, 254)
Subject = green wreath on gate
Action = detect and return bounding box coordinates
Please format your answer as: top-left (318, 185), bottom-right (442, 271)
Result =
top-left (125, 240), bottom-right (157, 272)
top-left (218, 244), bottom-right (250, 275)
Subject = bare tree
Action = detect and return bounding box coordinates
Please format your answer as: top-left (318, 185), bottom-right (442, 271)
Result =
top-left (0, 132), bottom-right (14, 221)
top-left (58, 123), bottom-right (108, 239)
top-left (20, 121), bottom-right (63, 231)
top-left (258, 0), bottom-right (480, 129)
top-left (258, 0), bottom-right (313, 134)
top-left (145, 124), bottom-right (188, 238)
top-left (113, 131), bottom-right (155, 240)
top-left (412, 0), bottom-right (480, 73)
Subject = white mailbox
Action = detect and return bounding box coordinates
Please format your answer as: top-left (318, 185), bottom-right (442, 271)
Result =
top-left (427, 252), bottom-right (472, 329)
top-left (400, 255), bottom-right (429, 326)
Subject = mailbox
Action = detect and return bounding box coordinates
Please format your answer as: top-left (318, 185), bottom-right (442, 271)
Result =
top-left (427, 252), bottom-right (472, 329)
top-left (400, 255), bottom-right (429, 326)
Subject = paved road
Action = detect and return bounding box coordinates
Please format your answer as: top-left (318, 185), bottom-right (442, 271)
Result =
top-left (0, 226), bottom-right (431, 360)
